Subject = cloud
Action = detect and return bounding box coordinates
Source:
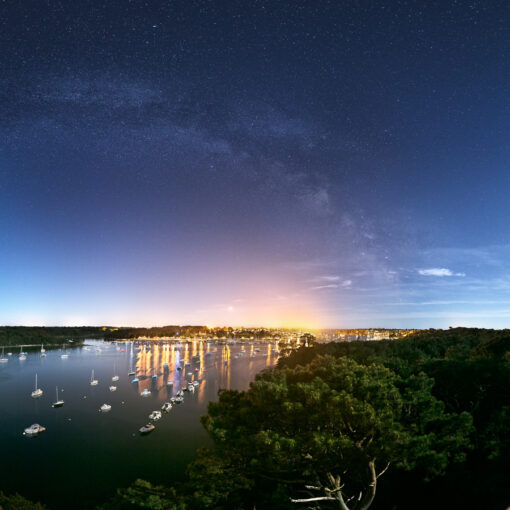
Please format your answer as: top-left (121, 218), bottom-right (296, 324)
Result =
top-left (310, 284), bottom-right (339, 290)
top-left (310, 279), bottom-right (351, 291)
top-left (418, 268), bottom-right (466, 277)
top-left (312, 275), bottom-right (341, 282)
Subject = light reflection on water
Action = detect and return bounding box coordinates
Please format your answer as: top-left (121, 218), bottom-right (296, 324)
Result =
top-left (0, 339), bottom-right (278, 509)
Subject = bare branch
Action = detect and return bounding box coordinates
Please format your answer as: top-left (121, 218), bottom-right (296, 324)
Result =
top-left (291, 496), bottom-right (336, 503)
top-left (376, 462), bottom-right (390, 479)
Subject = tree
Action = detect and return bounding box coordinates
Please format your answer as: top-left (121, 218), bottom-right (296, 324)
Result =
top-left (0, 492), bottom-right (47, 510)
top-left (202, 356), bottom-right (473, 509)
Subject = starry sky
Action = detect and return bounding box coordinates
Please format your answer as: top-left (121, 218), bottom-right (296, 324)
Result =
top-left (1, 1), bottom-right (510, 328)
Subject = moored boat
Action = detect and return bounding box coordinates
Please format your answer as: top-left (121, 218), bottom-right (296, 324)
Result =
top-left (52, 386), bottom-right (64, 407)
top-left (139, 423), bottom-right (155, 434)
top-left (24, 423), bottom-right (46, 436)
top-left (31, 374), bottom-right (43, 398)
top-left (149, 410), bottom-right (162, 420)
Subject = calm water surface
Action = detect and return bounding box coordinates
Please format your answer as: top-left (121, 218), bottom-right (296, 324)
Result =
top-left (0, 340), bottom-right (278, 509)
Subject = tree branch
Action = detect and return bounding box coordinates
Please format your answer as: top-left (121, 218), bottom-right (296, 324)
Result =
top-left (291, 496), bottom-right (336, 503)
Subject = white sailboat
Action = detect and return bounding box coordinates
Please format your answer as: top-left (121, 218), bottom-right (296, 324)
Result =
top-left (112, 363), bottom-right (119, 382)
top-left (52, 386), bottom-right (64, 407)
top-left (0, 347), bottom-right (8, 363)
top-left (19, 346), bottom-right (26, 361)
top-left (31, 374), bottom-right (43, 398)
top-left (40, 344), bottom-right (46, 358)
top-left (61, 343), bottom-right (69, 359)
top-left (90, 369), bottom-right (98, 386)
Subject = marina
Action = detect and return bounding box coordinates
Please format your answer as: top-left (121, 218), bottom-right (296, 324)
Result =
top-left (0, 338), bottom-right (279, 509)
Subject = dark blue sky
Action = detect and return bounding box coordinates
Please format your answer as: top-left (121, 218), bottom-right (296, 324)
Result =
top-left (1, 1), bottom-right (510, 327)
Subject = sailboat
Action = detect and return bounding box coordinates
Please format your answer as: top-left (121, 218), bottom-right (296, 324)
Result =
top-left (112, 363), bottom-right (119, 382)
top-left (52, 386), bottom-right (64, 407)
top-left (31, 374), bottom-right (43, 398)
top-left (90, 369), bottom-right (98, 386)
top-left (40, 344), bottom-right (46, 358)
top-left (0, 347), bottom-right (8, 363)
top-left (19, 346), bottom-right (27, 361)
top-left (61, 343), bottom-right (69, 359)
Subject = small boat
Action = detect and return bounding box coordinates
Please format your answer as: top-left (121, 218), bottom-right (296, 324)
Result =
top-left (19, 346), bottom-right (26, 361)
top-left (31, 374), bottom-right (43, 398)
top-left (0, 347), bottom-right (8, 363)
top-left (24, 423), bottom-right (46, 436)
top-left (192, 380), bottom-right (199, 386)
top-left (149, 410), bottom-right (162, 420)
top-left (161, 402), bottom-right (172, 412)
top-left (141, 389), bottom-right (151, 397)
top-left (100, 403), bottom-right (112, 412)
top-left (132, 378), bottom-right (139, 383)
top-left (163, 363), bottom-right (169, 368)
top-left (166, 380), bottom-right (173, 386)
top-left (151, 368), bottom-right (157, 379)
top-left (52, 386), bottom-right (64, 407)
top-left (174, 396), bottom-right (184, 404)
top-left (177, 366), bottom-right (182, 371)
top-left (187, 384), bottom-right (195, 393)
top-left (40, 344), bottom-right (46, 358)
top-left (112, 363), bottom-right (119, 382)
top-left (139, 423), bottom-right (155, 434)
top-left (61, 344), bottom-right (69, 359)
top-left (176, 390), bottom-right (184, 397)
top-left (128, 370), bottom-right (136, 376)
top-left (90, 369), bottom-right (98, 386)
top-left (109, 385), bottom-right (117, 392)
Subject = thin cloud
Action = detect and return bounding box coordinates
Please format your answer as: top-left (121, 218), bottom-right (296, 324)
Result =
top-left (418, 268), bottom-right (466, 277)
top-left (310, 284), bottom-right (339, 291)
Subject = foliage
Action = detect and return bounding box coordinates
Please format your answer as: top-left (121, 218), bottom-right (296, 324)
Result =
top-left (96, 480), bottom-right (186, 510)
top-left (0, 326), bottom-right (104, 346)
top-left (194, 355), bottom-right (472, 509)
top-left (0, 492), bottom-right (47, 510)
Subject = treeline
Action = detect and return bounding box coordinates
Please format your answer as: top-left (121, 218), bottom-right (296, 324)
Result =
top-left (0, 326), bottom-right (105, 346)
top-left (104, 325), bottom-right (207, 340)
top-left (103, 326), bottom-right (283, 341)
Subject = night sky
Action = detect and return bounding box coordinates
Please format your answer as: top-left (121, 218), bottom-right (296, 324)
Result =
top-left (1, 1), bottom-right (509, 328)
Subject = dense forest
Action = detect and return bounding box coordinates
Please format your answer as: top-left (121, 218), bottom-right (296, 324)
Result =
top-left (0, 326), bottom-right (106, 347)
top-left (3, 328), bottom-right (509, 509)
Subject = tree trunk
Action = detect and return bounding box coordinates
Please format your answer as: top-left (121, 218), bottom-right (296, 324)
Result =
top-left (356, 460), bottom-right (377, 510)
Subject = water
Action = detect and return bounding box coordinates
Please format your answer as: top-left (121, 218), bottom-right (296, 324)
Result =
top-left (0, 340), bottom-right (278, 509)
